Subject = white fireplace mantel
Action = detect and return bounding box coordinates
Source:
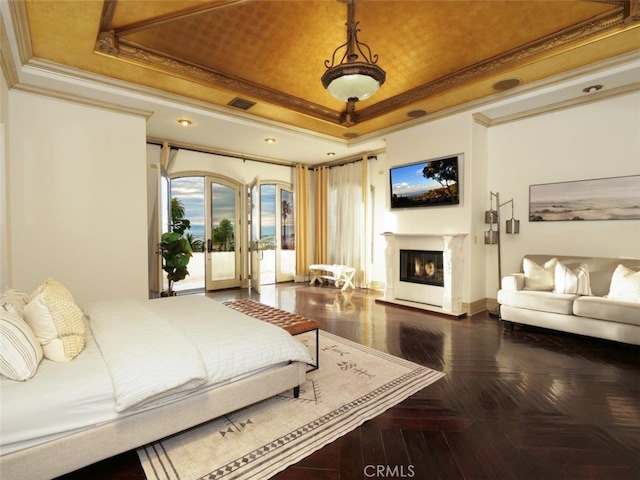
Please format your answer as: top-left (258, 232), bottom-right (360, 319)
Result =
top-left (379, 232), bottom-right (467, 317)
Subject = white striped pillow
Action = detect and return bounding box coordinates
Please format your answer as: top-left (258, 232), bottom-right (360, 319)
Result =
top-left (0, 308), bottom-right (44, 381)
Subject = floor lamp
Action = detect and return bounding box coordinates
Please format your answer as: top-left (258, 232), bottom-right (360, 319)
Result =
top-left (485, 191), bottom-right (520, 318)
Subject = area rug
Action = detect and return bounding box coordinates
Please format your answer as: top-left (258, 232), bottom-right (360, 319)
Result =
top-left (137, 330), bottom-right (444, 480)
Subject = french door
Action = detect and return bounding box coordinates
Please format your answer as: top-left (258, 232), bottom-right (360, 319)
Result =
top-left (205, 176), bottom-right (242, 290)
top-left (248, 179), bottom-right (295, 290)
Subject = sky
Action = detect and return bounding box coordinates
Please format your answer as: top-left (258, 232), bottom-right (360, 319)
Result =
top-left (390, 162), bottom-right (444, 197)
top-left (170, 177), bottom-right (289, 239)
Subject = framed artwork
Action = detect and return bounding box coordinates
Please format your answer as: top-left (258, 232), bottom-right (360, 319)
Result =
top-left (529, 175), bottom-right (640, 222)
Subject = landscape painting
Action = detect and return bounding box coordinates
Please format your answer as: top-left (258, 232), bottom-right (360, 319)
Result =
top-left (529, 175), bottom-right (640, 222)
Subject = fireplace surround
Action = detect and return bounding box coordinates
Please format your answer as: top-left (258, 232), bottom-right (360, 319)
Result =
top-left (379, 233), bottom-right (467, 317)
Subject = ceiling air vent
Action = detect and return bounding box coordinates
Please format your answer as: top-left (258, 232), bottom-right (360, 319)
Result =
top-left (228, 97), bottom-right (256, 110)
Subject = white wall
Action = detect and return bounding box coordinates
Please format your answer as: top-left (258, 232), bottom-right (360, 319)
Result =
top-left (379, 113), bottom-right (477, 304)
top-left (0, 60), bottom-right (8, 291)
top-left (8, 92), bottom-right (149, 306)
top-left (486, 91), bottom-right (640, 296)
top-left (168, 148), bottom-right (294, 184)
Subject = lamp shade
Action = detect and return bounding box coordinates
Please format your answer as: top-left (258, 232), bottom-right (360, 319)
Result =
top-left (322, 63), bottom-right (386, 102)
top-left (505, 218), bottom-right (520, 234)
top-left (484, 229), bottom-right (499, 244)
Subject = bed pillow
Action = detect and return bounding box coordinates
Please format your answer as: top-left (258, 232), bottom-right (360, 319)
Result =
top-left (523, 257), bottom-right (558, 291)
top-left (554, 263), bottom-right (592, 296)
top-left (23, 285), bottom-right (85, 362)
top-left (0, 308), bottom-right (44, 380)
top-left (0, 289), bottom-right (30, 316)
top-left (608, 264), bottom-right (640, 302)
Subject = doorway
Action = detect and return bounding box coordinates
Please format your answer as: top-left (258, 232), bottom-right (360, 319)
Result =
top-left (249, 179), bottom-right (296, 291)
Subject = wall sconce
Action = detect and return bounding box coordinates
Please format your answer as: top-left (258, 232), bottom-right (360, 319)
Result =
top-left (484, 191), bottom-right (520, 317)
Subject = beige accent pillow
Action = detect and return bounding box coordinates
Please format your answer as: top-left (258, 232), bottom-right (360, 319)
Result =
top-left (523, 258), bottom-right (558, 291)
top-left (608, 264), bottom-right (640, 302)
top-left (29, 279), bottom-right (74, 303)
top-left (0, 308), bottom-right (44, 380)
top-left (23, 286), bottom-right (85, 362)
top-left (554, 263), bottom-right (592, 296)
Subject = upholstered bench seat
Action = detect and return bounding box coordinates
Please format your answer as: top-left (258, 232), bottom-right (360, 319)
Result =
top-left (223, 299), bottom-right (320, 370)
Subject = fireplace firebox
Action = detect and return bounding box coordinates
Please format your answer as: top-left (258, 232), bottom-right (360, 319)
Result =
top-left (399, 249), bottom-right (444, 287)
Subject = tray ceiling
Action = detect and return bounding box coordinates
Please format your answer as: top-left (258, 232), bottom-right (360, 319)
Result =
top-left (23, 0), bottom-right (640, 140)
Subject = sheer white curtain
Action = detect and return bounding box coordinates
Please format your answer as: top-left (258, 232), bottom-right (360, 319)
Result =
top-left (327, 158), bottom-right (371, 287)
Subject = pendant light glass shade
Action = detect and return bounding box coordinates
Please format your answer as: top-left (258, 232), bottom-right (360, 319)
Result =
top-left (324, 69), bottom-right (384, 102)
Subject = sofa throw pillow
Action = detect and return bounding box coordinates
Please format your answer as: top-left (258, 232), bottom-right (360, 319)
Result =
top-left (0, 307), bottom-right (44, 381)
top-left (523, 257), bottom-right (558, 291)
top-left (554, 263), bottom-right (592, 296)
top-left (608, 264), bottom-right (640, 303)
top-left (23, 286), bottom-right (85, 362)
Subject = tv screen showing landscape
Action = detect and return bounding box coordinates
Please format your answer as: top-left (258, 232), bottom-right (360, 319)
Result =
top-left (390, 155), bottom-right (460, 209)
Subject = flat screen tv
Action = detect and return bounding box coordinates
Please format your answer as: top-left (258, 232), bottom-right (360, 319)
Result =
top-left (389, 154), bottom-right (461, 209)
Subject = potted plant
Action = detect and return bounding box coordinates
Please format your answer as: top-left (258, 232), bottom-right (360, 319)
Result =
top-left (159, 198), bottom-right (193, 296)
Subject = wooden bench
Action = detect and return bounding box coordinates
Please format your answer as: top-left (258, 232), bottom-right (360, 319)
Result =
top-left (223, 299), bottom-right (319, 371)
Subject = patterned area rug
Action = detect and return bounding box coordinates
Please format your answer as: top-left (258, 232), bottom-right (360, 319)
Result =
top-left (137, 328), bottom-right (444, 480)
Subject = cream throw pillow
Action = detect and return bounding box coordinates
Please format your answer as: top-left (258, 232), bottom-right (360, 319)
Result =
top-left (608, 264), bottom-right (640, 302)
top-left (523, 258), bottom-right (558, 291)
top-left (24, 284), bottom-right (85, 362)
top-left (554, 263), bottom-right (592, 296)
top-left (0, 308), bottom-right (44, 380)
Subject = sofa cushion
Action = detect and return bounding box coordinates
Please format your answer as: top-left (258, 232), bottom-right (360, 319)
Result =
top-left (574, 296), bottom-right (640, 327)
top-left (498, 289), bottom-right (577, 315)
top-left (607, 264), bottom-right (640, 302)
top-left (523, 257), bottom-right (557, 291)
top-left (554, 263), bottom-right (592, 296)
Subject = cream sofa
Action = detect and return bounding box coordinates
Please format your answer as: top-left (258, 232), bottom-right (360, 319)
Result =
top-left (497, 255), bottom-right (640, 345)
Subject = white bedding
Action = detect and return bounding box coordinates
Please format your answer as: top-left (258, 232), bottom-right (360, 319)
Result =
top-left (0, 296), bottom-right (311, 456)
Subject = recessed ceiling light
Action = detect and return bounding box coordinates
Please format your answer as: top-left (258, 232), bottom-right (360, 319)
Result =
top-left (264, 137), bottom-right (276, 144)
top-left (177, 119), bottom-right (191, 126)
top-left (407, 109), bottom-right (427, 118)
top-left (327, 152), bottom-right (336, 156)
top-left (582, 84), bottom-right (603, 93)
top-left (493, 78), bottom-right (521, 91)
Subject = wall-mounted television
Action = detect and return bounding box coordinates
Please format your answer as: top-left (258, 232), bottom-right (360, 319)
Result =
top-left (389, 154), bottom-right (461, 209)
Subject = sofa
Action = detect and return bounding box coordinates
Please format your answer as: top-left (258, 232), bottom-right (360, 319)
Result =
top-left (497, 255), bottom-right (640, 345)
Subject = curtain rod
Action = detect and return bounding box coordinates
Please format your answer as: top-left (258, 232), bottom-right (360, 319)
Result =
top-left (312, 147), bottom-right (385, 170)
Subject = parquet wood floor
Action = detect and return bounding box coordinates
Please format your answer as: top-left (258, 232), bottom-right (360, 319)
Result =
top-left (56, 284), bottom-right (639, 480)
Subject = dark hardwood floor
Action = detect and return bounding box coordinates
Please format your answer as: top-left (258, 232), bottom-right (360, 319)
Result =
top-left (57, 283), bottom-right (640, 480)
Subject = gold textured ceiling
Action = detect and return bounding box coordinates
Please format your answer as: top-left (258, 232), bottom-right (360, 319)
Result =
top-left (24, 0), bottom-right (640, 139)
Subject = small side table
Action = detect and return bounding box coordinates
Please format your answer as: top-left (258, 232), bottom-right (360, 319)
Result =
top-left (309, 264), bottom-right (356, 291)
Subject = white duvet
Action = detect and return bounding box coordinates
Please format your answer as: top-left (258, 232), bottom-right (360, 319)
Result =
top-left (0, 295), bottom-right (311, 455)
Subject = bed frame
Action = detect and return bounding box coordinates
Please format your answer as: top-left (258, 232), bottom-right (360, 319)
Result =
top-left (1, 361), bottom-right (306, 480)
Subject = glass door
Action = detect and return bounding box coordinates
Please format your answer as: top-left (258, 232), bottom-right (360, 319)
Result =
top-left (249, 177), bottom-right (261, 292)
top-left (278, 186), bottom-right (295, 282)
top-left (205, 177), bottom-right (242, 290)
top-left (249, 181), bottom-right (296, 287)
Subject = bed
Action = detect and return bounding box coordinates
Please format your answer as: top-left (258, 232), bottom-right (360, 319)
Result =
top-left (0, 289), bottom-right (311, 480)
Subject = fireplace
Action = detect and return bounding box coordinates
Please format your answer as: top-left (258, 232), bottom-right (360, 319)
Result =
top-left (379, 233), bottom-right (467, 317)
top-left (399, 249), bottom-right (444, 286)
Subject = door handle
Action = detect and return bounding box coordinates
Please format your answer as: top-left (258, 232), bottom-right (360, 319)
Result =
top-left (207, 239), bottom-right (213, 253)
